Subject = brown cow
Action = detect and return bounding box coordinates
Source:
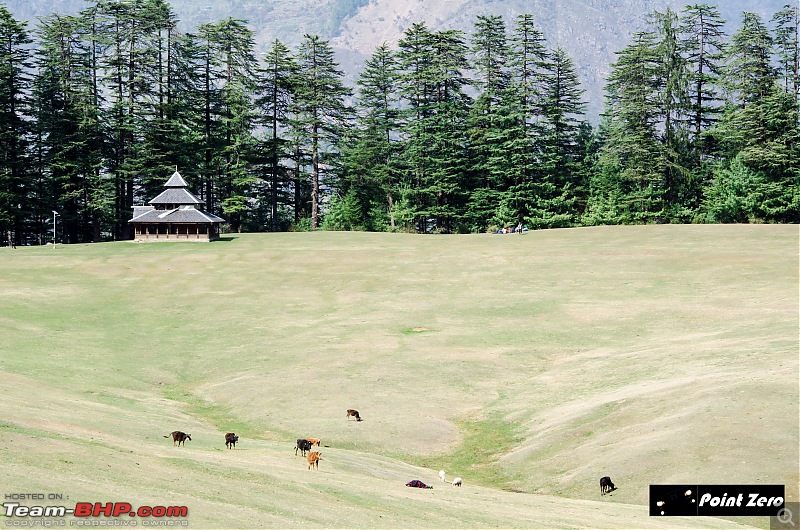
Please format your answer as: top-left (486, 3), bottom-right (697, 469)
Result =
top-left (307, 451), bottom-right (322, 470)
top-left (346, 409), bottom-right (362, 421)
top-left (225, 432), bottom-right (239, 449)
top-left (305, 437), bottom-right (321, 446)
top-left (164, 431), bottom-right (191, 446)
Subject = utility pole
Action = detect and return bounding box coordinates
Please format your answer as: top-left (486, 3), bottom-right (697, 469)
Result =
top-left (52, 210), bottom-right (59, 248)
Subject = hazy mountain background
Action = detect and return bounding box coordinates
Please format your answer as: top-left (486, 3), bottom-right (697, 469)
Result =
top-left (4, 0), bottom-right (786, 120)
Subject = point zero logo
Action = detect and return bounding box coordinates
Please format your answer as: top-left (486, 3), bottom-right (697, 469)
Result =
top-left (650, 485), bottom-right (785, 516)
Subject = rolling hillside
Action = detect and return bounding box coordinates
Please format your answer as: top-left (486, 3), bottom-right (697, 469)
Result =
top-left (1, 225), bottom-right (797, 527)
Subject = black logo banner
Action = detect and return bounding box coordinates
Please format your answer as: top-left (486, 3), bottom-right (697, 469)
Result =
top-left (650, 485), bottom-right (785, 517)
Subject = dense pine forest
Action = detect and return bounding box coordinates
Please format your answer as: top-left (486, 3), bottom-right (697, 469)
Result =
top-left (0, 1), bottom-right (797, 244)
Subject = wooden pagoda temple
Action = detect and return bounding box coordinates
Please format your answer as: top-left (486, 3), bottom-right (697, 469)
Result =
top-left (129, 170), bottom-right (224, 242)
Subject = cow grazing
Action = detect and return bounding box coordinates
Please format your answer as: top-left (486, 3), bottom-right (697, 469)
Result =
top-left (164, 431), bottom-right (191, 446)
top-left (305, 437), bottom-right (321, 447)
top-left (307, 451), bottom-right (322, 470)
top-left (600, 476), bottom-right (616, 495)
top-left (296, 438), bottom-right (312, 456)
top-left (346, 409), bottom-right (362, 422)
top-left (452, 477), bottom-right (462, 487)
top-left (225, 432), bottom-right (239, 449)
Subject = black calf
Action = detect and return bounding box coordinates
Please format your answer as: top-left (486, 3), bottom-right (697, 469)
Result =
top-left (295, 438), bottom-right (312, 456)
top-left (600, 476), bottom-right (616, 495)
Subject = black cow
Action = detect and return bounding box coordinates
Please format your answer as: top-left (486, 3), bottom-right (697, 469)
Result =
top-left (225, 432), bottom-right (239, 449)
top-left (600, 476), bottom-right (616, 495)
top-left (164, 431), bottom-right (191, 446)
top-left (295, 438), bottom-right (312, 456)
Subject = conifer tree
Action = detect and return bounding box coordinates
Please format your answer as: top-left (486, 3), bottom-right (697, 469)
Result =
top-left (151, 28), bottom-right (205, 196)
top-left (466, 15), bottom-right (509, 232)
top-left (772, 4), bottom-right (799, 101)
top-left (33, 13), bottom-right (109, 243)
top-left (678, 4), bottom-right (726, 215)
top-left (96, 0), bottom-right (178, 238)
top-left (421, 29), bottom-right (471, 233)
top-left (708, 12), bottom-right (799, 223)
top-left (651, 8), bottom-right (692, 217)
top-left (589, 31), bottom-right (666, 223)
top-left (679, 4), bottom-right (726, 151)
top-left (471, 15), bottom-right (509, 112)
top-left (497, 14), bottom-right (549, 228)
top-left (141, 0), bottom-right (199, 197)
top-left (532, 47), bottom-right (587, 228)
top-left (256, 38), bottom-right (296, 231)
top-left (396, 22), bottom-right (436, 232)
top-left (334, 43), bottom-right (400, 231)
top-left (197, 18), bottom-right (259, 231)
top-left (293, 34), bottom-right (351, 230)
top-left (197, 21), bottom-right (223, 210)
top-left (480, 81), bottom-right (531, 230)
top-left (213, 19), bottom-right (258, 232)
top-left (0, 7), bottom-right (32, 246)
top-left (508, 14), bottom-right (549, 139)
top-left (3, 2), bottom-right (800, 239)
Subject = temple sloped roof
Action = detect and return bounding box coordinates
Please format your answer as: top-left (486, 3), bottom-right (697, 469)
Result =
top-left (145, 169), bottom-right (205, 205)
top-left (129, 170), bottom-right (222, 224)
top-left (149, 187), bottom-right (204, 205)
top-left (164, 170), bottom-right (189, 188)
top-left (130, 205), bottom-right (224, 223)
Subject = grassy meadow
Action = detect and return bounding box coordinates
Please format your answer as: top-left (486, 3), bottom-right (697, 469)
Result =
top-left (1, 225), bottom-right (797, 529)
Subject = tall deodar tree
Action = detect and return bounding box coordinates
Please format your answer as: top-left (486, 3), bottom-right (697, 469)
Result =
top-left (0, 7), bottom-right (32, 247)
top-left (332, 43), bottom-right (401, 231)
top-left (292, 34), bottom-right (351, 230)
top-left (256, 38), bottom-right (296, 231)
top-left (32, 13), bottom-right (108, 243)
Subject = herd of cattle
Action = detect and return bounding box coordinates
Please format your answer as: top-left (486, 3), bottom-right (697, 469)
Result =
top-left (163, 409), bottom-right (360, 473)
top-left (294, 436), bottom-right (323, 470)
top-left (164, 410), bottom-right (617, 495)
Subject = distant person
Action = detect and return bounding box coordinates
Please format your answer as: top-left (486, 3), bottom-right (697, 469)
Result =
top-left (516, 222), bottom-right (523, 234)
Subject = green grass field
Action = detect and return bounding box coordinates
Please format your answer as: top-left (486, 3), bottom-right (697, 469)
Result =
top-left (1, 225), bottom-right (797, 528)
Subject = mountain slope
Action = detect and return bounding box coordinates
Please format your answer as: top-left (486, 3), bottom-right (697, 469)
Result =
top-left (4, 0), bottom-right (787, 119)
top-left (327, 0), bottom-right (783, 118)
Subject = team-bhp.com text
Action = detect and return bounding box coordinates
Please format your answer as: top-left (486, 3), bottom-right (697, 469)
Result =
top-left (4, 502), bottom-right (188, 526)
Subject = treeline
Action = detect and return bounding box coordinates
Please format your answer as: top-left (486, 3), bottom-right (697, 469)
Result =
top-left (0, 2), bottom-right (797, 244)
